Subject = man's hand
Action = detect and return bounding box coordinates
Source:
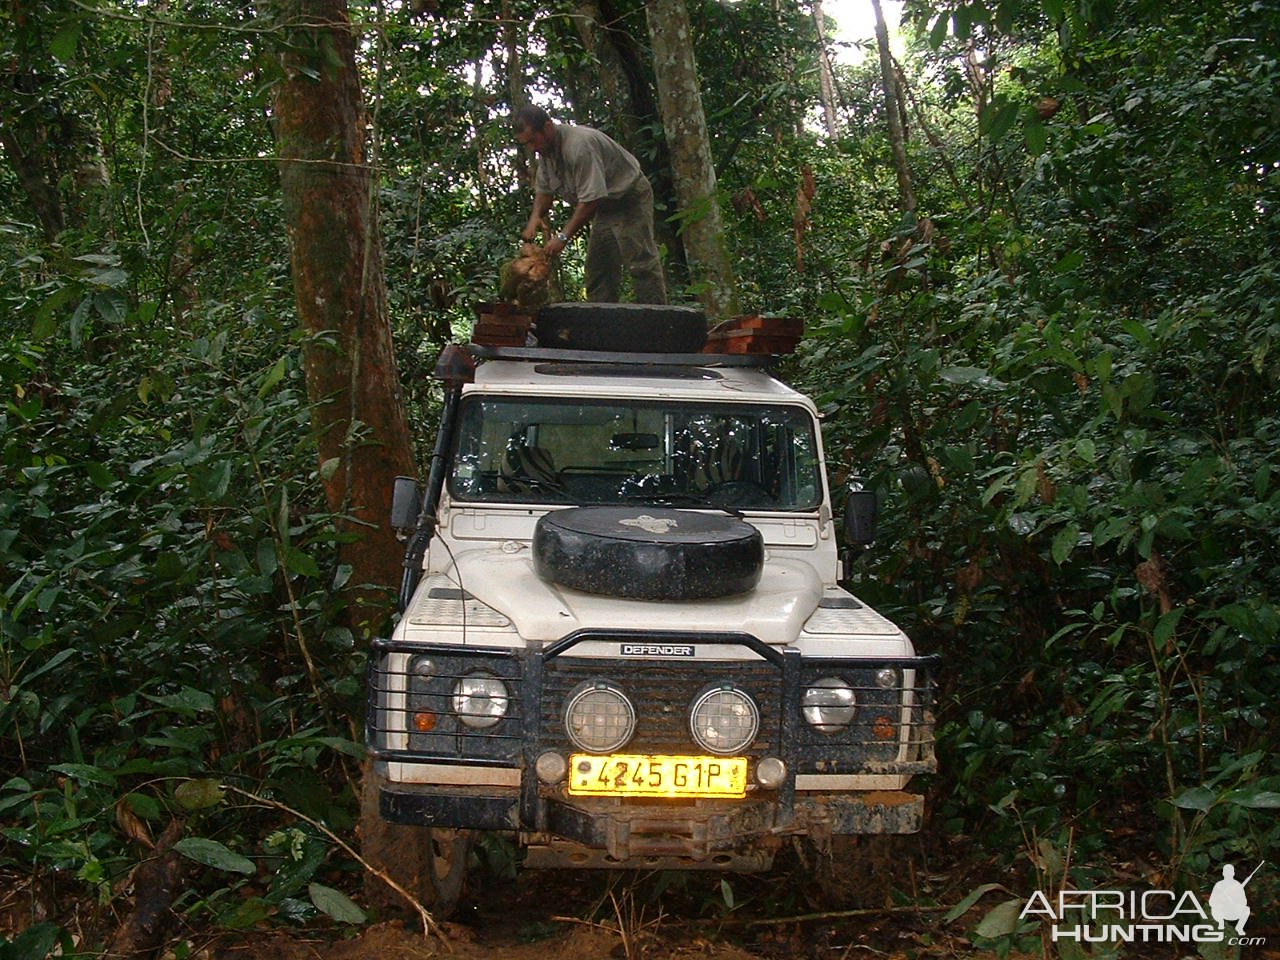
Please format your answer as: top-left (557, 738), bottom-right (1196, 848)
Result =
top-left (521, 212), bottom-right (554, 243)
top-left (544, 234), bottom-right (567, 257)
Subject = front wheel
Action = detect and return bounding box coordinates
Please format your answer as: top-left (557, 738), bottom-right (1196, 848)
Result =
top-left (422, 827), bottom-right (472, 919)
top-left (359, 765), bottom-right (474, 920)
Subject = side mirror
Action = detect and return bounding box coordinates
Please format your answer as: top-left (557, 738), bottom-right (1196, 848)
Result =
top-left (843, 489), bottom-right (879, 547)
top-left (390, 476), bottom-right (422, 532)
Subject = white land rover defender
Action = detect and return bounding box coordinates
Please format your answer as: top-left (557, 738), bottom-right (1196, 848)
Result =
top-left (366, 304), bottom-right (936, 913)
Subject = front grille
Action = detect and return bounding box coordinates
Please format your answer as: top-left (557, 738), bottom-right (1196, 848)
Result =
top-left (367, 633), bottom-right (938, 779)
top-left (367, 643), bottom-right (524, 765)
top-left (794, 662), bottom-right (937, 774)
top-left (541, 657), bottom-right (781, 757)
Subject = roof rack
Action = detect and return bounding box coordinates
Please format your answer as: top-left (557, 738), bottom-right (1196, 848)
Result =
top-left (468, 345), bottom-right (774, 367)
top-left (470, 303), bottom-right (803, 358)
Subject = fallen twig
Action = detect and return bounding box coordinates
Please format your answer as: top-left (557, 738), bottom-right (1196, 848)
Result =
top-left (106, 820), bottom-right (186, 959)
top-left (729, 903), bottom-right (951, 927)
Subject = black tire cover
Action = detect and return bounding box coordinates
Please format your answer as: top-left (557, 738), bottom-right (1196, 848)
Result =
top-left (532, 506), bottom-right (764, 601)
top-left (536, 302), bottom-right (707, 353)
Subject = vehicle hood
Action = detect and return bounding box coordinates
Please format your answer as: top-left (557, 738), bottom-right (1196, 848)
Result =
top-left (448, 548), bottom-right (824, 646)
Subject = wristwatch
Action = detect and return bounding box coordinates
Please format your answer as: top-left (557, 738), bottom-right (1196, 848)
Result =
top-left (556, 232), bottom-right (569, 243)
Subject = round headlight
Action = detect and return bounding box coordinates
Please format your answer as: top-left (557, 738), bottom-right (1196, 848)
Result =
top-left (874, 667), bottom-right (899, 689)
top-left (452, 673), bottom-right (509, 729)
top-left (802, 678), bottom-right (856, 734)
top-left (565, 683), bottom-right (636, 753)
top-left (690, 686), bottom-right (759, 755)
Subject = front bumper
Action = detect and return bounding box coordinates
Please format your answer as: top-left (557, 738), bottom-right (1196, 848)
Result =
top-left (379, 780), bottom-right (923, 868)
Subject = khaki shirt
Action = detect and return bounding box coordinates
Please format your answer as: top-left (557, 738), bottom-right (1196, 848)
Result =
top-left (534, 125), bottom-right (641, 205)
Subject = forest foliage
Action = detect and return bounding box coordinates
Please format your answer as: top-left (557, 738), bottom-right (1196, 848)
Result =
top-left (1, 0), bottom-right (1278, 953)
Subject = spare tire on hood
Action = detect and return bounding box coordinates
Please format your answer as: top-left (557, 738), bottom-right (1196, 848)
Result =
top-left (536, 303), bottom-right (707, 353)
top-left (532, 506), bottom-right (763, 601)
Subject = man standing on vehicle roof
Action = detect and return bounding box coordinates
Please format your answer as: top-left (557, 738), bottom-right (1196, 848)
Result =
top-left (514, 105), bottom-right (667, 305)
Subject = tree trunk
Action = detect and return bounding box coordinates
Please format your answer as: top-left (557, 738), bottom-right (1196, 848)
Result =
top-left (571, 0), bottom-right (642, 146)
top-left (811, 0), bottom-right (840, 139)
top-left (645, 0), bottom-right (737, 318)
top-left (272, 0), bottom-right (416, 614)
top-left (570, 0), bottom-right (682, 263)
top-left (871, 0), bottom-right (917, 215)
top-left (501, 0), bottom-right (530, 187)
top-left (0, 127), bottom-right (65, 241)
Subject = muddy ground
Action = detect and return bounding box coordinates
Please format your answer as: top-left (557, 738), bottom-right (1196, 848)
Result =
top-left (210, 845), bottom-right (972, 960)
top-left (12, 834), bottom-right (1272, 959)
top-left (3, 835), bottom-right (1008, 960)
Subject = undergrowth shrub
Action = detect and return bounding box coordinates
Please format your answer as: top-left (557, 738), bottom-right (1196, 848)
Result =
top-left (1, 276), bottom-right (373, 935)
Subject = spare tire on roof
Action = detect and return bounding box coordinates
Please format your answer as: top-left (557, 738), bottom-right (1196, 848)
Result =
top-left (536, 303), bottom-right (707, 353)
top-left (533, 506), bottom-right (763, 601)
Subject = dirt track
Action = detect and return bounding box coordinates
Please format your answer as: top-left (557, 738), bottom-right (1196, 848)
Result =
top-left (205, 840), bottom-right (977, 960)
top-left (3, 837), bottom-right (1002, 959)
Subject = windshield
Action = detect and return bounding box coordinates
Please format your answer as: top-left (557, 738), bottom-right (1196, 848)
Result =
top-left (449, 396), bottom-right (823, 511)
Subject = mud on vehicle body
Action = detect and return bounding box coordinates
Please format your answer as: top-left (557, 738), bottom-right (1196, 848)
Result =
top-left (365, 304), bottom-right (937, 914)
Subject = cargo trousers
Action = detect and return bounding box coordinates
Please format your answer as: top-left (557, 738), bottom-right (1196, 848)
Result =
top-left (584, 176), bottom-right (668, 305)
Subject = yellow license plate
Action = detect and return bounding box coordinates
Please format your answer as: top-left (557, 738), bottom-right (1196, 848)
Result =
top-left (568, 754), bottom-right (748, 798)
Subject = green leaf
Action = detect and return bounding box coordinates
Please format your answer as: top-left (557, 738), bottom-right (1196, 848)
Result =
top-left (50, 763), bottom-right (116, 787)
top-left (1025, 120), bottom-right (1048, 155)
top-left (981, 101), bottom-right (1018, 141)
top-left (4, 920), bottom-right (62, 960)
top-left (284, 545), bottom-right (320, 578)
top-left (308, 883), bottom-right (366, 924)
top-left (49, 22), bottom-right (82, 62)
top-left (124, 792), bottom-right (163, 821)
top-left (175, 778), bottom-right (226, 811)
top-left (720, 877), bottom-right (735, 910)
top-left (312, 736), bottom-right (365, 758)
top-left (256, 539), bottom-right (279, 577)
top-left (1054, 250), bottom-right (1085, 273)
top-left (944, 882), bottom-right (1009, 924)
top-left (31, 308), bottom-right (58, 340)
top-left (174, 837), bottom-right (256, 875)
top-left (258, 356), bottom-right (288, 399)
top-left (1153, 607), bottom-right (1185, 648)
top-left (975, 898), bottom-right (1024, 939)
top-left (93, 290), bottom-right (127, 324)
top-left (929, 14), bottom-right (949, 48)
top-left (1051, 523), bottom-right (1079, 565)
top-left (1226, 790), bottom-right (1280, 809)
top-left (146, 687), bottom-right (216, 714)
top-left (939, 366), bottom-right (994, 385)
top-left (817, 290), bottom-right (849, 314)
top-left (1171, 786), bottom-right (1216, 812)
top-left (21, 648), bottom-right (77, 685)
top-left (85, 461), bottom-right (115, 489)
top-left (220, 896), bottom-right (272, 930)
